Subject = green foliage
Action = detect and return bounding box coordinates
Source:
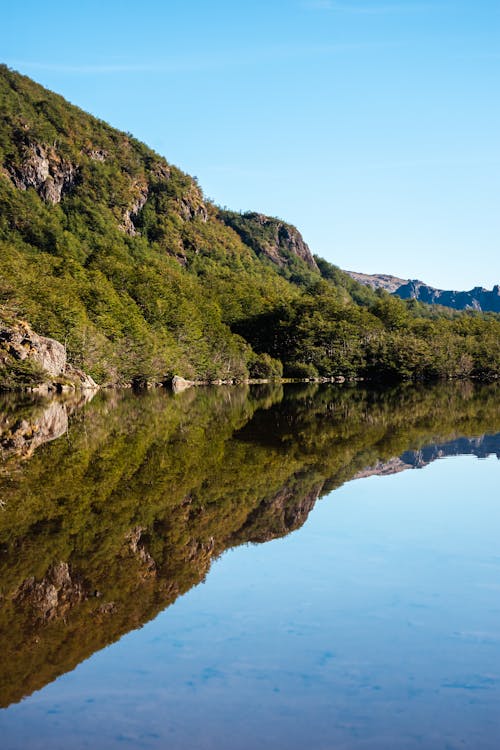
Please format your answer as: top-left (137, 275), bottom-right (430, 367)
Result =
top-left (0, 64), bottom-right (499, 387)
top-left (0, 358), bottom-right (46, 388)
top-left (285, 361), bottom-right (319, 378)
top-left (248, 352), bottom-right (284, 379)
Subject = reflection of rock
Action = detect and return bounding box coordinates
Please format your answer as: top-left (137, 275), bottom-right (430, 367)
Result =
top-left (232, 483), bottom-right (324, 544)
top-left (14, 562), bottom-right (87, 622)
top-left (0, 391), bottom-right (96, 465)
top-left (126, 527), bottom-right (157, 576)
top-left (400, 434), bottom-right (500, 464)
top-left (171, 375), bottom-right (194, 392)
top-left (0, 401), bottom-right (68, 463)
top-left (353, 457), bottom-right (412, 480)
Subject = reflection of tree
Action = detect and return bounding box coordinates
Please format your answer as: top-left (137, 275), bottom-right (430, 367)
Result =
top-left (0, 381), bottom-right (499, 707)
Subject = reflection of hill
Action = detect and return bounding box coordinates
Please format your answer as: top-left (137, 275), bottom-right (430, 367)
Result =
top-left (354, 433), bottom-right (500, 479)
top-left (0, 381), bottom-right (500, 707)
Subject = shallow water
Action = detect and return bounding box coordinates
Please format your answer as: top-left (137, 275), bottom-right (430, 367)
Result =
top-left (0, 383), bottom-right (499, 749)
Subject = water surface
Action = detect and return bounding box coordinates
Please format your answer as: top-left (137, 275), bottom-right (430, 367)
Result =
top-left (0, 382), bottom-right (499, 748)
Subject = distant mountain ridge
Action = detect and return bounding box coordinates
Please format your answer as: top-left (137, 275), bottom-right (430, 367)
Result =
top-left (346, 271), bottom-right (500, 312)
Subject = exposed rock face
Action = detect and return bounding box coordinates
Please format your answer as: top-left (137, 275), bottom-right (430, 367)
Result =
top-left (119, 163), bottom-right (208, 243)
top-left (219, 210), bottom-right (319, 271)
top-left (65, 364), bottom-right (99, 390)
top-left (177, 183), bottom-right (208, 223)
top-left (0, 319), bottom-right (66, 376)
top-left (120, 180), bottom-right (149, 236)
top-left (0, 314), bottom-right (98, 390)
top-left (345, 271), bottom-right (500, 313)
top-left (7, 141), bottom-right (79, 204)
top-left (84, 148), bottom-right (107, 162)
top-left (276, 220), bottom-right (317, 269)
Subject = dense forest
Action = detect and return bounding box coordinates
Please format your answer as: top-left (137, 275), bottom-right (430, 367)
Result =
top-left (1, 65), bottom-right (499, 386)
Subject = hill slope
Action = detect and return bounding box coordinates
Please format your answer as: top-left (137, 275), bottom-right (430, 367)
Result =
top-left (1, 65), bottom-right (499, 385)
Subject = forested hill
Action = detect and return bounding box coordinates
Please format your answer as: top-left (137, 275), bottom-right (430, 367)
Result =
top-left (1, 65), bottom-right (499, 387)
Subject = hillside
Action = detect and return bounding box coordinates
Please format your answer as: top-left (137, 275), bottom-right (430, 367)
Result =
top-left (346, 271), bottom-right (500, 313)
top-left (1, 65), bottom-right (500, 386)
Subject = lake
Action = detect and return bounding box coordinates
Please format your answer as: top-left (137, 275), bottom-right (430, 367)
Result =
top-left (0, 382), bottom-right (499, 749)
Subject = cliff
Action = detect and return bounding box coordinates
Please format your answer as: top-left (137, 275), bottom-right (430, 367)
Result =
top-left (219, 210), bottom-right (319, 272)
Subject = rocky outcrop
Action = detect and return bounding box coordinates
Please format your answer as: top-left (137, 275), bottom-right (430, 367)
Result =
top-left (0, 318), bottom-right (66, 377)
top-left (84, 147), bottom-right (107, 162)
top-left (0, 314), bottom-right (98, 390)
top-left (219, 210), bottom-right (319, 271)
top-left (7, 140), bottom-right (79, 204)
top-left (64, 364), bottom-right (99, 390)
top-left (177, 183), bottom-right (208, 223)
top-left (120, 180), bottom-right (149, 236)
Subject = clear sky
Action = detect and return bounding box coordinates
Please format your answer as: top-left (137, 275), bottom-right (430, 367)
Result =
top-left (3, 0), bottom-right (499, 289)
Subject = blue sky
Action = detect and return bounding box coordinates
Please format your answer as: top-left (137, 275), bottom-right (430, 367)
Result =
top-left (3, 0), bottom-right (499, 289)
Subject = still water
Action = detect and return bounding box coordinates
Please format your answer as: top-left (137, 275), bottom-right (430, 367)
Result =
top-left (0, 383), bottom-right (499, 749)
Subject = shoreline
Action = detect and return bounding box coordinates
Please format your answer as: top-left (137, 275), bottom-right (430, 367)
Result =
top-left (1, 372), bottom-right (499, 396)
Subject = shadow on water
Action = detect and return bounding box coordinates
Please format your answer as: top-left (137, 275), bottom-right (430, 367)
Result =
top-left (0, 380), bottom-right (499, 707)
